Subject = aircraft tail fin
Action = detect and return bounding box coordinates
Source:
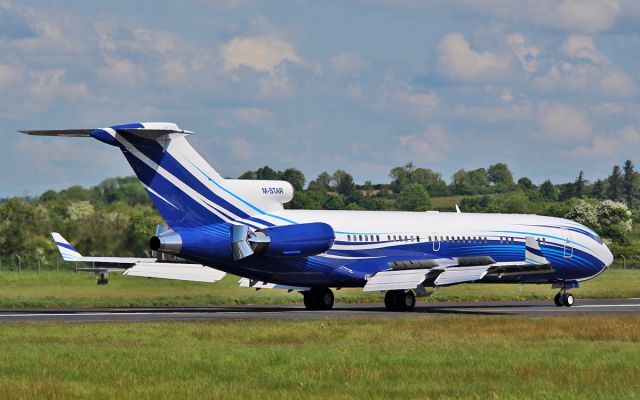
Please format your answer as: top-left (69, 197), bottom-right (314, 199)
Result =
top-left (23, 122), bottom-right (294, 229)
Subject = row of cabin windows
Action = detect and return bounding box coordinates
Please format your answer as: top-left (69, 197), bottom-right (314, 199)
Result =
top-left (345, 235), bottom-right (547, 244)
top-left (345, 234), bottom-right (495, 244)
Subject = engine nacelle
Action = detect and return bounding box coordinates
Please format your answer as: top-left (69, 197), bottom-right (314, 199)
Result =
top-left (150, 229), bottom-right (231, 260)
top-left (251, 222), bottom-right (335, 258)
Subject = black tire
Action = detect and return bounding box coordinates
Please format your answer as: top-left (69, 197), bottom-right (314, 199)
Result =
top-left (303, 292), bottom-right (319, 310)
top-left (384, 291), bottom-right (398, 311)
top-left (401, 290), bottom-right (416, 311)
top-left (562, 293), bottom-right (575, 307)
top-left (385, 290), bottom-right (415, 312)
top-left (554, 293), bottom-right (564, 307)
top-left (303, 288), bottom-right (334, 310)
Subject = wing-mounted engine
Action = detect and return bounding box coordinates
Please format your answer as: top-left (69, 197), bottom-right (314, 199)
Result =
top-left (232, 222), bottom-right (335, 260)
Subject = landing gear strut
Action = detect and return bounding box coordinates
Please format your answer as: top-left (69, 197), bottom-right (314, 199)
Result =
top-left (553, 281), bottom-right (579, 307)
top-left (384, 290), bottom-right (416, 311)
top-left (303, 288), bottom-right (334, 310)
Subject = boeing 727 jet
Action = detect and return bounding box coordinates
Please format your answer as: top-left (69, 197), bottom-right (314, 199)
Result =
top-left (22, 122), bottom-right (614, 311)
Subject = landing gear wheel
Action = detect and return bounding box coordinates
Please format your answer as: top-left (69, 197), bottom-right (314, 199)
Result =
top-left (384, 290), bottom-right (416, 312)
top-left (303, 288), bottom-right (334, 310)
top-left (554, 293), bottom-right (564, 307)
top-left (562, 293), bottom-right (575, 307)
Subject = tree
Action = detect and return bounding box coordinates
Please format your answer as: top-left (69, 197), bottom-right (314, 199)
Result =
top-left (487, 163), bottom-right (515, 191)
top-left (574, 171), bottom-right (585, 198)
top-left (590, 179), bottom-right (606, 199)
top-left (280, 168), bottom-right (305, 192)
top-left (395, 183), bottom-right (431, 211)
top-left (517, 177), bottom-right (534, 191)
top-left (255, 166), bottom-right (279, 180)
top-left (623, 160), bottom-right (636, 208)
top-left (539, 180), bottom-right (558, 201)
top-left (607, 165), bottom-right (623, 201)
top-left (332, 170), bottom-right (355, 196)
top-left (238, 170), bottom-right (257, 179)
top-left (412, 168), bottom-right (447, 196)
top-left (565, 199), bottom-right (632, 244)
top-left (389, 162), bottom-right (414, 193)
top-left (307, 172), bottom-right (332, 192)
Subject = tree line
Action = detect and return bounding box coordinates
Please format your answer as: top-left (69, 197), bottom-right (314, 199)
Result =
top-left (1, 160), bottom-right (638, 261)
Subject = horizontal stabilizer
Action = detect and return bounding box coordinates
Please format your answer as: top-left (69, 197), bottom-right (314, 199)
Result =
top-left (238, 278), bottom-right (309, 291)
top-left (124, 263), bottom-right (226, 283)
top-left (52, 232), bottom-right (155, 264)
top-left (20, 129), bottom-right (92, 137)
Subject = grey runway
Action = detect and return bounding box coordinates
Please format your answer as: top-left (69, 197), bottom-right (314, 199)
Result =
top-left (1, 298), bottom-right (640, 322)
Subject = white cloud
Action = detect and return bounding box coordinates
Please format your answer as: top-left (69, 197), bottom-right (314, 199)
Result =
top-left (233, 107), bottom-right (273, 126)
top-left (228, 137), bottom-right (254, 161)
top-left (568, 126), bottom-right (640, 159)
top-left (450, 102), bottom-right (534, 123)
top-left (373, 77), bottom-right (439, 119)
top-left (97, 58), bottom-right (146, 87)
top-left (396, 124), bottom-right (450, 162)
top-left (529, 0), bottom-right (620, 35)
top-left (330, 52), bottom-right (367, 75)
top-left (437, 32), bottom-right (513, 82)
top-left (590, 102), bottom-right (624, 117)
top-left (375, 1), bottom-right (622, 34)
top-left (220, 36), bottom-right (303, 74)
top-left (28, 69), bottom-right (88, 100)
top-left (534, 34), bottom-right (635, 97)
top-left (537, 103), bottom-right (592, 143)
top-left (0, 64), bottom-right (20, 88)
top-left (506, 33), bottom-right (539, 73)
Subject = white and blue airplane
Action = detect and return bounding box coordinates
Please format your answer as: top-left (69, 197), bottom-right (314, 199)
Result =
top-left (22, 122), bottom-right (614, 311)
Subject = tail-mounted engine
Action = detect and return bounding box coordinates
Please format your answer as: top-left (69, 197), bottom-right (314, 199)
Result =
top-left (232, 222), bottom-right (335, 260)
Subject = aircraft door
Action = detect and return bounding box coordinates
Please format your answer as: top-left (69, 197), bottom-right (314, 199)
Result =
top-left (562, 228), bottom-right (573, 258)
top-left (432, 233), bottom-right (441, 252)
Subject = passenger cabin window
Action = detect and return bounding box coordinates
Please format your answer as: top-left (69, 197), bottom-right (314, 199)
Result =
top-left (376, 235), bottom-right (380, 242)
top-left (347, 235), bottom-right (351, 242)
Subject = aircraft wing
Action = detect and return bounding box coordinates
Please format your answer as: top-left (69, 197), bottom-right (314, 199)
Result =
top-left (364, 236), bottom-right (553, 291)
top-left (51, 232), bottom-right (226, 283)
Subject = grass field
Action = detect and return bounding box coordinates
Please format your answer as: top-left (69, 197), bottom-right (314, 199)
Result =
top-left (0, 269), bottom-right (638, 308)
top-left (0, 316), bottom-right (638, 399)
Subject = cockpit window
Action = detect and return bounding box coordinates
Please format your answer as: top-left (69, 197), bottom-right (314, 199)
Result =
top-left (594, 234), bottom-right (603, 245)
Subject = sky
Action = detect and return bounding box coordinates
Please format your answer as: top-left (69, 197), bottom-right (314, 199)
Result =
top-left (2, 0), bottom-right (640, 197)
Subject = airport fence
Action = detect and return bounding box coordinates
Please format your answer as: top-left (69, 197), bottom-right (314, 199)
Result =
top-left (0, 255), bottom-right (82, 273)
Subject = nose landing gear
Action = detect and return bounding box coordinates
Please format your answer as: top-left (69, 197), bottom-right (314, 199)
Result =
top-left (553, 281), bottom-right (579, 307)
top-left (554, 292), bottom-right (575, 307)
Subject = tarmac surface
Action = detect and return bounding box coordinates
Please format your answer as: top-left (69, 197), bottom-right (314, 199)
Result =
top-left (1, 298), bottom-right (640, 322)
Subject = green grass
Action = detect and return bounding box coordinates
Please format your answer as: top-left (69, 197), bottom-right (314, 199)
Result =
top-left (0, 316), bottom-right (639, 399)
top-left (0, 269), bottom-right (638, 308)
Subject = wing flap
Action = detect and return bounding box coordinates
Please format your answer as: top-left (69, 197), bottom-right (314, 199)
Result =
top-left (432, 265), bottom-right (490, 286)
top-left (124, 263), bottom-right (226, 283)
top-left (363, 269), bottom-right (432, 291)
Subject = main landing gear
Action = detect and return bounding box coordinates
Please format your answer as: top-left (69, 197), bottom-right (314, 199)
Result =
top-left (384, 290), bottom-right (416, 312)
top-left (303, 288), bottom-right (335, 310)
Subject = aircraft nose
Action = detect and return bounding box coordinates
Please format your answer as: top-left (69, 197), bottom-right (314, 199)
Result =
top-left (602, 244), bottom-right (614, 268)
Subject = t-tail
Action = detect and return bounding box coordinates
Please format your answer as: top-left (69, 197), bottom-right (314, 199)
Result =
top-left (21, 122), bottom-right (294, 229)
